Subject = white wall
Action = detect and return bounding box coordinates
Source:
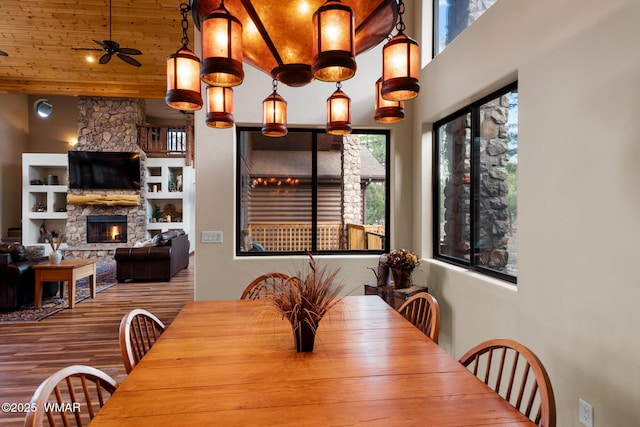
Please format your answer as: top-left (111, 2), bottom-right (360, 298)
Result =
top-left (418, 0), bottom-right (640, 425)
top-left (27, 95), bottom-right (79, 152)
top-left (0, 94), bottom-right (29, 236)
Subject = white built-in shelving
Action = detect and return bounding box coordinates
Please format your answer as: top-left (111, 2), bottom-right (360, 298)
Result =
top-left (145, 157), bottom-right (194, 245)
top-left (22, 153), bottom-right (68, 251)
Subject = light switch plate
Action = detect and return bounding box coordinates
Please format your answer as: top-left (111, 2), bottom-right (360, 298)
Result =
top-left (202, 230), bottom-right (223, 243)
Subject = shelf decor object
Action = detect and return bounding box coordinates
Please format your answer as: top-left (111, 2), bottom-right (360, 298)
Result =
top-left (386, 248), bottom-right (419, 289)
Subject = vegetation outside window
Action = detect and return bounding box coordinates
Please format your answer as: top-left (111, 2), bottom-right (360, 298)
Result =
top-left (237, 128), bottom-right (390, 255)
top-left (434, 83), bottom-right (518, 282)
top-left (434, 0), bottom-right (497, 56)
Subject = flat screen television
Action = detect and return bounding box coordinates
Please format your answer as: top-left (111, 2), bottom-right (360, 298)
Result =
top-left (68, 151), bottom-right (141, 190)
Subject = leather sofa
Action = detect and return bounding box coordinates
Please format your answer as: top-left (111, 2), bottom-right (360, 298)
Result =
top-left (114, 229), bottom-right (190, 282)
top-left (0, 243), bottom-right (58, 311)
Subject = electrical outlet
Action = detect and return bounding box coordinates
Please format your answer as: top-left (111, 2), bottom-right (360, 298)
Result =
top-left (579, 399), bottom-right (594, 427)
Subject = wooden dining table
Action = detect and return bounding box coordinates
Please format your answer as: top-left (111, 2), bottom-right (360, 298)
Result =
top-left (90, 296), bottom-right (535, 426)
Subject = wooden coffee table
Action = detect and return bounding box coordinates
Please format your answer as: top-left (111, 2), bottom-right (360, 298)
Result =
top-left (33, 259), bottom-right (97, 309)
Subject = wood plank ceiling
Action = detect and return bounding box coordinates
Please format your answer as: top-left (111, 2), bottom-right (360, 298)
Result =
top-left (0, 0), bottom-right (188, 99)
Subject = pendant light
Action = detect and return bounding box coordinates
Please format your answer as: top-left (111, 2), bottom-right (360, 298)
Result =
top-left (381, 0), bottom-right (420, 101)
top-left (200, 0), bottom-right (244, 87)
top-left (312, 0), bottom-right (356, 82)
top-left (326, 82), bottom-right (351, 135)
top-left (205, 86), bottom-right (234, 128)
top-left (262, 80), bottom-right (288, 137)
top-left (374, 77), bottom-right (404, 123)
top-left (166, 3), bottom-right (203, 111)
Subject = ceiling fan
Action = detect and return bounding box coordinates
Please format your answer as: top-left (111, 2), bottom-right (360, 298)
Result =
top-left (0, 50), bottom-right (8, 57)
top-left (73, 0), bottom-right (142, 67)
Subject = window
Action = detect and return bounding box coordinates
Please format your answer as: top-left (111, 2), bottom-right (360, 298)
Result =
top-left (237, 128), bottom-right (389, 255)
top-left (434, 0), bottom-right (497, 56)
top-left (434, 83), bottom-right (518, 282)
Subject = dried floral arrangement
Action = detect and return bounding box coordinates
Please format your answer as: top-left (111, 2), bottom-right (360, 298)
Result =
top-left (386, 248), bottom-right (420, 270)
top-left (45, 230), bottom-right (66, 251)
top-left (267, 252), bottom-right (345, 350)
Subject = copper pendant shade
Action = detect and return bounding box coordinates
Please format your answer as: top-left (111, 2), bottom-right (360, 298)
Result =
top-left (200, 0), bottom-right (244, 87)
top-left (206, 86), bottom-right (234, 128)
top-left (381, 31), bottom-right (420, 101)
top-left (191, 0), bottom-right (398, 87)
top-left (262, 80), bottom-right (288, 137)
top-left (326, 83), bottom-right (352, 135)
top-left (166, 46), bottom-right (203, 111)
top-left (381, 0), bottom-right (419, 101)
top-left (374, 77), bottom-right (404, 123)
top-left (312, 0), bottom-right (356, 82)
top-left (166, 3), bottom-right (203, 111)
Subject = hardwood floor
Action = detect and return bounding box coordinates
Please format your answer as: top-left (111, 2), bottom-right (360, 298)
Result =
top-left (0, 257), bottom-right (194, 426)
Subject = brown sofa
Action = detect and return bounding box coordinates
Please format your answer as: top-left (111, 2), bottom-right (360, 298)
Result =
top-left (0, 243), bottom-right (58, 311)
top-left (114, 230), bottom-right (190, 282)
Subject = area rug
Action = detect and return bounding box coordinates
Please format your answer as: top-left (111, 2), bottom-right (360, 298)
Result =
top-left (0, 261), bottom-right (117, 323)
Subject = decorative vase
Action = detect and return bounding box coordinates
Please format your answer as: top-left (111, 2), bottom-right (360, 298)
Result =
top-left (391, 268), bottom-right (412, 289)
top-left (293, 321), bottom-right (317, 352)
top-left (49, 250), bottom-right (62, 264)
top-left (376, 254), bottom-right (390, 286)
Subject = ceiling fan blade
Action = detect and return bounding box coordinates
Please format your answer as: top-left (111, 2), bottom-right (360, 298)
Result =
top-left (93, 39), bottom-right (106, 49)
top-left (118, 47), bottom-right (142, 56)
top-left (0, 50), bottom-right (8, 57)
top-left (72, 47), bottom-right (103, 51)
top-left (99, 53), bottom-right (112, 64)
top-left (117, 53), bottom-right (141, 67)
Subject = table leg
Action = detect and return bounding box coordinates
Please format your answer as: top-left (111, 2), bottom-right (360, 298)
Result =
top-left (34, 271), bottom-right (43, 309)
top-left (89, 264), bottom-right (96, 299)
top-left (68, 278), bottom-right (76, 308)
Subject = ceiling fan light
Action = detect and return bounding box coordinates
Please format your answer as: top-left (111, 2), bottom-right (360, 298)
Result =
top-left (326, 85), bottom-right (351, 135)
top-left (374, 77), bottom-right (404, 124)
top-left (262, 89), bottom-right (287, 137)
top-left (206, 86), bottom-right (234, 128)
top-left (381, 32), bottom-right (420, 101)
top-left (200, 2), bottom-right (244, 87)
top-left (312, 0), bottom-right (356, 82)
top-left (166, 47), bottom-right (203, 111)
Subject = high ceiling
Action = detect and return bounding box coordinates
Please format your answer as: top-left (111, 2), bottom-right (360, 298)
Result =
top-left (0, 0), bottom-right (397, 101)
top-left (0, 0), bottom-right (185, 99)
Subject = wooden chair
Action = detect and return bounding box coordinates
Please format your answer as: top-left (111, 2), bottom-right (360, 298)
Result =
top-left (458, 338), bottom-right (556, 427)
top-left (119, 308), bottom-right (165, 374)
top-left (240, 273), bottom-right (290, 300)
top-left (397, 292), bottom-right (441, 343)
top-left (24, 364), bottom-right (118, 427)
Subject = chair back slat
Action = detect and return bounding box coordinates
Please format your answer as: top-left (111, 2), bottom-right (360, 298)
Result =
top-left (397, 292), bottom-right (441, 343)
top-left (459, 339), bottom-right (556, 427)
top-left (241, 273), bottom-right (290, 300)
top-left (24, 365), bottom-right (118, 427)
top-left (119, 309), bottom-right (165, 373)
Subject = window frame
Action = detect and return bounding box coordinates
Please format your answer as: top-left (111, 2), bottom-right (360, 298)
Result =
top-left (236, 126), bottom-right (391, 257)
top-left (432, 82), bottom-right (518, 284)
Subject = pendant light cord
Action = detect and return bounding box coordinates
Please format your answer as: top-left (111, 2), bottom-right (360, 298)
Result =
top-left (395, 0), bottom-right (406, 33)
top-left (180, 3), bottom-right (191, 49)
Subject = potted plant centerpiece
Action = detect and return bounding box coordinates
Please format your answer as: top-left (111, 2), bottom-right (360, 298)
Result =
top-left (267, 253), bottom-right (344, 352)
top-left (386, 248), bottom-right (419, 289)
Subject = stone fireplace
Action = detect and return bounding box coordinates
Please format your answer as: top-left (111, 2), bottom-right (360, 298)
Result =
top-left (86, 215), bottom-right (128, 244)
top-left (65, 97), bottom-right (147, 260)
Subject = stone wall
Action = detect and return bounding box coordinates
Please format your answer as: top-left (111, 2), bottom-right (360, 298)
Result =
top-left (441, 96), bottom-right (511, 270)
top-left (65, 97), bottom-right (146, 261)
top-left (446, 0), bottom-right (496, 45)
top-left (342, 134), bottom-right (363, 226)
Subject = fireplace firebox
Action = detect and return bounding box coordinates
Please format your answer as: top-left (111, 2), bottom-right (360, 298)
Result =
top-left (86, 215), bottom-right (127, 243)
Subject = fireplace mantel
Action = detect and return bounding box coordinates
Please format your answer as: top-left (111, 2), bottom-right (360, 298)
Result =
top-left (67, 194), bottom-right (140, 206)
